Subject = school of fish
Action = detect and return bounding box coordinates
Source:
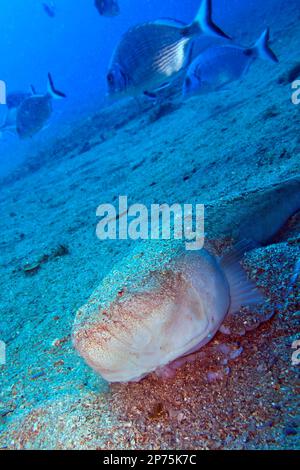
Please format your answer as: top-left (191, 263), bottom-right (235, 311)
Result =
top-left (0, 0), bottom-right (278, 138)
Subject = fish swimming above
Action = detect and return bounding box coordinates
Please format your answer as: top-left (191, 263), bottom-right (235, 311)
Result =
top-left (6, 91), bottom-right (32, 110)
top-left (0, 88), bottom-right (37, 138)
top-left (183, 28), bottom-right (278, 96)
top-left (106, 0), bottom-right (230, 99)
top-left (73, 176), bottom-right (300, 383)
top-left (42, 1), bottom-right (56, 18)
top-left (95, 0), bottom-right (120, 17)
top-left (16, 74), bottom-right (66, 139)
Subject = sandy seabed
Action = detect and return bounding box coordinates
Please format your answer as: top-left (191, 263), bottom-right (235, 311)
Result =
top-left (0, 0), bottom-right (299, 450)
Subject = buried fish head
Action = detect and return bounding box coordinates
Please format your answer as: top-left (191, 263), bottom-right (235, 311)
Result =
top-left (72, 259), bottom-right (224, 383)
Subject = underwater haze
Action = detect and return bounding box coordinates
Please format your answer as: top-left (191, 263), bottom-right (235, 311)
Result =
top-left (0, 0), bottom-right (299, 452)
top-left (0, 0), bottom-right (286, 175)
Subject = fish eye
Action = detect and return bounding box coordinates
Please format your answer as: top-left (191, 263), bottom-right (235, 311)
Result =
top-left (185, 77), bottom-right (192, 88)
top-left (107, 73), bottom-right (114, 85)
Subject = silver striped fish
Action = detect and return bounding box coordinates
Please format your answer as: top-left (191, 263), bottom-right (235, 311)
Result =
top-left (107, 0), bottom-right (230, 99)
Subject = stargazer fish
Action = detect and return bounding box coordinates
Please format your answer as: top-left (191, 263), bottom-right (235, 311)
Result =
top-left (183, 29), bottom-right (278, 96)
top-left (106, 0), bottom-right (230, 99)
top-left (73, 177), bottom-right (300, 383)
top-left (73, 241), bottom-right (263, 383)
top-left (16, 73), bottom-right (66, 139)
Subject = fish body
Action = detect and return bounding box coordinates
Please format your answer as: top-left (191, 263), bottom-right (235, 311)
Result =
top-left (95, 0), bottom-right (120, 17)
top-left (0, 107), bottom-right (16, 139)
top-left (73, 243), bottom-right (262, 383)
top-left (0, 107), bottom-right (19, 138)
top-left (107, 0), bottom-right (230, 98)
top-left (183, 28), bottom-right (278, 96)
top-left (16, 73), bottom-right (65, 139)
top-left (6, 92), bottom-right (31, 110)
top-left (16, 95), bottom-right (52, 139)
top-left (42, 1), bottom-right (56, 18)
top-left (108, 22), bottom-right (191, 97)
top-left (73, 177), bottom-right (300, 384)
top-left (1, 89), bottom-right (36, 138)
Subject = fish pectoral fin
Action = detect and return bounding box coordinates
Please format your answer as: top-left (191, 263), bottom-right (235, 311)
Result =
top-left (144, 91), bottom-right (157, 100)
top-left (220, 240), bottom-right (265, 315)
top-left (144, 82), bottom-right (172, 100)
top-left (155, 82), bottom-right (171, 91)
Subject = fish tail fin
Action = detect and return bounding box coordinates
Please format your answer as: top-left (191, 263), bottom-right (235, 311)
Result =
top-left (220, 240), bottom-right (265, 316)
top-left (182, 0), bottom-right (231, 40)
top-left (253, 29), bottom-right (279, 63)
top-left (47, 73), bottom-right (66, 99)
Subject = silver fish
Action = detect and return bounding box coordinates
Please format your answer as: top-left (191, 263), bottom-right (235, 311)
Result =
top-left (95, 0), bottom-right (120, 17)
top-left (183, 29), bottom-right (278, 96)
top-left (16, 74), bottom-right (65, 139)
top-left (107, 0), bottom-right (230, 98)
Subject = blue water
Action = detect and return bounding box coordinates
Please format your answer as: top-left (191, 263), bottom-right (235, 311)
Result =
top-left (0, 1), bottom-right (274, 110)
top-left (0, 0), bottom-right (284, 176)
top-left (1, 1), bottom-right (201, 118)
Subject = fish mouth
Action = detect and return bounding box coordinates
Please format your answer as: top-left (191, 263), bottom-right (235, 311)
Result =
top-left (73, 267), bottom-right (215, 383)
top-left (72, 289), bottom-right (168, 382)
top-left (72, 322), bottom-right (148, 383)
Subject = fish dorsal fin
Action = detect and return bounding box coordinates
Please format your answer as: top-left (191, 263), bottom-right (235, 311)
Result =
top-left (220, 240), bottom-right (264, 315)
top-left (153, 18), bottom-right (187, 28)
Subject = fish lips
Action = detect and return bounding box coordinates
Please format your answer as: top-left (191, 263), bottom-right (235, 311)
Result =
top-left (72, 270), bottom-right (213, 383)
top-left (72, 323), bottom-right (147, 383)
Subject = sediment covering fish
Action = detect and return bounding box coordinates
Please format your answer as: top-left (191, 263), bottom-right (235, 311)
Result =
top-left (73, 177), bottom-right (300, 383)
